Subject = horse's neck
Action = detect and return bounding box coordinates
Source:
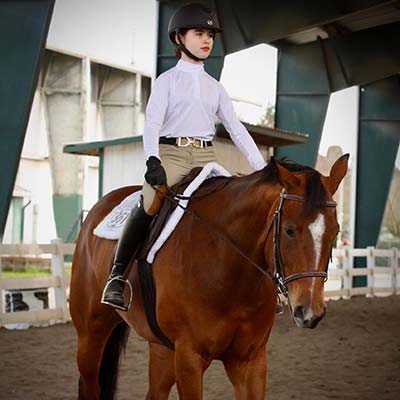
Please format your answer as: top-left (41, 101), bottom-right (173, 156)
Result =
top-left (197, 174), bottom-right (279, 303)
top-left (197, 174), bottom-right (279, 270)
top-left (215, 173), bottom-right (279, 231)
top-left (239, 180), bottom-right (278, 237)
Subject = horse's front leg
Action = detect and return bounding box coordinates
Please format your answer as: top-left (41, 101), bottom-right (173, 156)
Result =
top-left (175, 343), bottom-right (211, 400)
top-left (147, 342), bottom-right (175, 400)
top-left (223, 349), bottom-right (267, 400)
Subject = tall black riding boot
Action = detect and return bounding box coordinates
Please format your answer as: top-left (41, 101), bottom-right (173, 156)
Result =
top-left (101, 198), bottom-right (153, 311)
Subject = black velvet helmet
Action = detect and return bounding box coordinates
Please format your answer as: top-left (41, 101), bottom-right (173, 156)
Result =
top-left (168, 3), bottom-right (223, 61)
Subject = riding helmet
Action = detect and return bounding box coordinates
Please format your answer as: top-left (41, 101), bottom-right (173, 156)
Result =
top-left (168, 3), bottom-right (223, 61)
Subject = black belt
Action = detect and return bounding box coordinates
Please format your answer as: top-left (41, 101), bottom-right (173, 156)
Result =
top-left (159, 137), bottom-right (213, 148)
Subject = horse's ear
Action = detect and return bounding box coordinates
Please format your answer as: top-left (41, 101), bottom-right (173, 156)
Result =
top-left (327, 154), bottom-right (349, 194)
top-left (270, 157), bottom-right (300, 190)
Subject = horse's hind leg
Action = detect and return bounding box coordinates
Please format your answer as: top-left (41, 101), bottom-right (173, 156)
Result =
top-left (76, 314), bottom-right (120, 400)
top-left (72, 273), bottom-right (122, 400)
top-left (147, 343), bottom-right (175, 400)
top-left (76, 328), bottom-right (105, 399)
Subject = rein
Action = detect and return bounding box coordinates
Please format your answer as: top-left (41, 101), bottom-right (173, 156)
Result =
top-left (164, 187), bottom-right (275, 282)
top-left (161, 185), bottom-right (336, 296)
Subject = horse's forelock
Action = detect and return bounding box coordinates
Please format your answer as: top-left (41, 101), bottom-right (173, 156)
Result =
top-left (261, 160), bottom-right (328, 216)
top-left (303, 170), bottom-right (328, 216)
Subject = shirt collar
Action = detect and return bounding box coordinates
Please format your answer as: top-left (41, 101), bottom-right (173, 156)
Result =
top-left (176, 59), bottom-right (204, 73)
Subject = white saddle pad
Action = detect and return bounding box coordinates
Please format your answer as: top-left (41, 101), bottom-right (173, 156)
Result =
top-left (93, 191), bottom-right (142, 240)
top-left (93, 162), bottom-right (231, 264)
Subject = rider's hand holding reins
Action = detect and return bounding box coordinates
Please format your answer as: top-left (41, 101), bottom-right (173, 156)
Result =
top-left (145, 156), bottom-right (167, 186)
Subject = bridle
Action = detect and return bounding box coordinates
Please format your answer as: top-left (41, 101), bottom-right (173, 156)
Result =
top-left (163, 186), bottom-right (337, 297)
top-left (268, 189), bottom-right (336, 296)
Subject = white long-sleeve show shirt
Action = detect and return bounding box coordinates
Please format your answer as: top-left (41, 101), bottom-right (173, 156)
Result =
top-left (143, 59), bottom-right (267, 171)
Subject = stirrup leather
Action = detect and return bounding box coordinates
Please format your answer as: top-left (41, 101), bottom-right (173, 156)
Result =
top-left (101, 276), bottom-right (133, 312)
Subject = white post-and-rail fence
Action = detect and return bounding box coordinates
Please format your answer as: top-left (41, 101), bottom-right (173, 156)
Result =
top-left (0, 239), bottom-right (74, 327)
top-left (327, 246), bottom-right (400, 298)
top-left (0, 243), bottom-right (399, 327)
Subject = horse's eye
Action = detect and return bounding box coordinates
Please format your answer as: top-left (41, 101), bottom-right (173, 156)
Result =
top-left (285, 226), bottom-right (296, 237)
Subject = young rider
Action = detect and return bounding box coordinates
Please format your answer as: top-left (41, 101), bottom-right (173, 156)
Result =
top-left (101, 3), bottom-right (267, 310)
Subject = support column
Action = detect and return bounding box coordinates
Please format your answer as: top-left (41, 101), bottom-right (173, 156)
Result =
top-left (0, 1), bottom-right (54, 241)
top-left (354, 75), bottom-right (400, 286)
top-left (97, 66), bottom-right (138, 139)
top-left (42, 52), bottom-right (85, 241)
top-left (274, 42), bottom-right (331, 166)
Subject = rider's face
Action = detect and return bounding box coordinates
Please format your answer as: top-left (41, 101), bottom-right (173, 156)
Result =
top-left (178, 28), bottom-right (214, 62)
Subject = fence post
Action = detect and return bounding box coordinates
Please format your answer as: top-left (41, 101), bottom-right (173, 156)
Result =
top-left (392, 248), bottom-right (398, 295)
top-left (342, 246), bottom-right (351, 299)
top-left (51, 239), bottom-right (69, 322)
top-left (367, 246), bottom-right (375, 297)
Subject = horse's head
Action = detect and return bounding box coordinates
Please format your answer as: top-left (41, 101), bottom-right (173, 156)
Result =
top-left (264, 154), bottom-right (349, 328)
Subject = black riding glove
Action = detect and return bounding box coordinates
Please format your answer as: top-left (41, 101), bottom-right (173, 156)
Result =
top-left (145, 156), bottom-right (167, 186)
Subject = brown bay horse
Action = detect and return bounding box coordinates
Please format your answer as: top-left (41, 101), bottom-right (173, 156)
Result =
top-left (70, 155), bottom-right (349, 399)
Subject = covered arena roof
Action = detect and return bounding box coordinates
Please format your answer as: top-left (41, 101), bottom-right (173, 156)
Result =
top-left (208, 0), bottom-right (400, 53)
top-left (264, 1), bottom-right (400, 46)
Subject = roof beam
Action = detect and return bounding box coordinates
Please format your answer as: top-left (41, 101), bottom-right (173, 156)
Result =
top-left (210, 0), bottom-right (397, 53)
top-left (278, 22), bottom-right (400, 93)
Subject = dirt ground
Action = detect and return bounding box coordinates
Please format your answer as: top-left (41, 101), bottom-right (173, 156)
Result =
top-left (1, 295), bottom-right (399, 400)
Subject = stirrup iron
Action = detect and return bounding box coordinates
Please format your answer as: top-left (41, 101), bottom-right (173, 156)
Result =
top-left (101, 276), bottom-right (133, 312)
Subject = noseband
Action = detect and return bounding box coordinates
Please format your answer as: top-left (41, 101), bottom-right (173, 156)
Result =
top-left (268, 189), bottom-right (337, 296)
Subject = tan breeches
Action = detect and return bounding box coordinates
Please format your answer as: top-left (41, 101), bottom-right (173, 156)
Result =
top-left (142, 143), bottom-right (218, 214)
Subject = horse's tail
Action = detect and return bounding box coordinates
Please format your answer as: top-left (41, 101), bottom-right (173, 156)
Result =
top-left (98, 321), bottom-right (130, 400)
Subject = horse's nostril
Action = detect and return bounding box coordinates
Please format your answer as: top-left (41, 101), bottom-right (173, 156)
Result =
top-left (293, 305), bottom-right (304, 319)
top-left (309, 315), bottom-right (322, 329)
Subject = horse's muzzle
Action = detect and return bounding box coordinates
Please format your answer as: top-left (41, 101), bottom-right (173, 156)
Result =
top-left (292, 304), bottom-right (326, 329)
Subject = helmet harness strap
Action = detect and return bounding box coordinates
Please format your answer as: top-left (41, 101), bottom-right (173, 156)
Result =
top-left (175, 29), bottom-right (207, 62)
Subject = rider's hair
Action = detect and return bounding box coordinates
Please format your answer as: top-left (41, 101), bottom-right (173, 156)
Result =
top-left (174, 29), bottom-right (189, 59)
